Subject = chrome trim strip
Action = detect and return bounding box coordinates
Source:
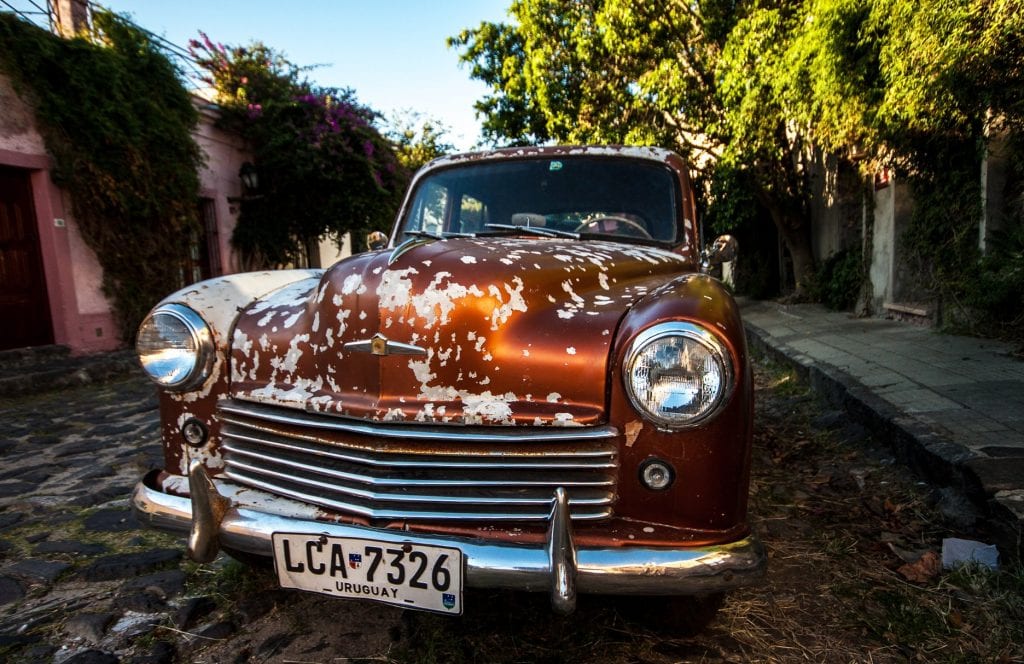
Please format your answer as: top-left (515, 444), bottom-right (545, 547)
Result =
top-left (224, 460), bottom-right (614, 506)
top-left (132, 474), bottom-right (767, 596)
top-left (220, 471), bottom-right (613, 521)
top-left (222, 443), bottom-right (615, 487)
top-left (220, 428), bottom-right (616, 469)
top-left (220, 400), bottom-right (620, 443)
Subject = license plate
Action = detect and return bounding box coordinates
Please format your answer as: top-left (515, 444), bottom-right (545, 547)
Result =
top-left (271, 533), bottom-right (463, 614)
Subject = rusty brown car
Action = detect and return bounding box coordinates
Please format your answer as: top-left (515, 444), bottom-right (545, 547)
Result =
top-left (131, 146), bottom-right (765, 630)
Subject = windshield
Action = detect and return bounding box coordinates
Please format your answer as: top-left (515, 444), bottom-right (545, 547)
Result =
top-left (400, 157), bottom-right (682, 245)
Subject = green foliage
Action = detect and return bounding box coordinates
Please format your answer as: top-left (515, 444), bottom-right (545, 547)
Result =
top-left (775, 0), bottom-right (1024, 166)
top-left (0, 11), bottom-right (203, 340)
top-left (388, 110), bottom-right (455, 172)
top-left (453, 0), bottom-right (1024, 322)
top-left (809, 246), bottom-right (864, 311)
top-left (448, 19), bottom-right (548, 145)
top-left (899, 137), bottom-right (983, 316)
top-left (705, 160), bottom-right (760, 235)
top-left (448, 0), bottom-right (719, 150)
top-left (773, 0), bottom-right (882, 154)
top-left (451, 1), bottom-right (821, 292)
top-left (190, 36), bottom-right (406, 268)
top-left (874, 0), bottom-right (1024, 139)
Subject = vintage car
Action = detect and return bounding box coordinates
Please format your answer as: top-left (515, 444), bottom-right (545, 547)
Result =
top-left (131, 145), bottom-right (765, 629)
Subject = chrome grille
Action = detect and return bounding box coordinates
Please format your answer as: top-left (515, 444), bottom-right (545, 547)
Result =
top-left (218, 400), bottom-right (619, 521)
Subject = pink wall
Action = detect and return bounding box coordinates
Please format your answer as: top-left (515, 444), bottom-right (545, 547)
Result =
top-left (1, 73), bottom-right (118, 353)
top-left (0, 75), bottom-right (250, 354)
top-left (193, 99), bottom-right (249, 275)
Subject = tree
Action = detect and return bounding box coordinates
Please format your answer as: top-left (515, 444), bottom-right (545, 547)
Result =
top-left (451, 0), bottom-right (820, 294)
top-left (387, 110), bottom-right (455, 172)
top-left (451, 0), bottom-right (1024, 298)
top-left (713, 2), bottom-right (821, 291)
top-left (769, 0), bottom-right (1024, 315)
top-left (190, 35), bottom-right (407, 268)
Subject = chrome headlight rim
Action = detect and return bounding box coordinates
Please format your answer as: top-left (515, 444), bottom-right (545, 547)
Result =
top-left (136, 303), bottom-right (215, 391)
top-left (622, 321), bottom-right (736, 430)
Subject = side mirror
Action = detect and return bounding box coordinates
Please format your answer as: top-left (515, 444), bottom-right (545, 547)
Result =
top-left (366, 231), bottom-right (388, 251)
top-left (701, 234), bottom-right (738, 273)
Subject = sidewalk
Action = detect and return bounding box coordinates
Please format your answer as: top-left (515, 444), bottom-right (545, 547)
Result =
top-left (740, 299), bottom-right (1024, 554)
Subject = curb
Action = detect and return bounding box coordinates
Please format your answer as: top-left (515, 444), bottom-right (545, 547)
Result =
top-left (744, 319), bottom-right (1023, 559)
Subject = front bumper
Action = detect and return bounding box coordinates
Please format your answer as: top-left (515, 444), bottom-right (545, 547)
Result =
top-left (132, 464), bottom-right (766, 614)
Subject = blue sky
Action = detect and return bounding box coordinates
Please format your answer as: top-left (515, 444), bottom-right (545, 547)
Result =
top-left (94, 1), bottom-right (511, 150)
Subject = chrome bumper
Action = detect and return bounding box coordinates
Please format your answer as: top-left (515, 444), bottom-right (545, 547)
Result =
top-left (132, 464), bottom-right (766, 614)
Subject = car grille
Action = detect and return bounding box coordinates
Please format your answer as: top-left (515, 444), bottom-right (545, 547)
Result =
top-left (217, 399), bottom-right (619, 522)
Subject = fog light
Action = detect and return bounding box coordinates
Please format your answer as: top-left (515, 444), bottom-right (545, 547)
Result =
top-left (182, 418), bottom-right (208, 447)
top-left (639, 458), bottom-right (674, 491)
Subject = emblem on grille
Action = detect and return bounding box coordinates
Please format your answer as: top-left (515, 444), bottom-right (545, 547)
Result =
top-left (343, 333), bottom-right (427, 357)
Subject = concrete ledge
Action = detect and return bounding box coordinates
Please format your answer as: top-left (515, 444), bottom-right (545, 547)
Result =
top-left (744, 318), bottom-right (1023, 559)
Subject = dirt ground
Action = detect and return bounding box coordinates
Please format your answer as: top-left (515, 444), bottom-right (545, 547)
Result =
top-left (183, 357), bottom-right (1024, 664)
top-left (2, 356), bottom-right (1020, 662)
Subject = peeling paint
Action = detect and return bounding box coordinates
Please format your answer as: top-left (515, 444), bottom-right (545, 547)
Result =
top-left (553, 413), bottom-right (582, 427)
top-left (207, 163), bottom-right (703, 428)
top-left (624, 420), bottom-right (643, 447)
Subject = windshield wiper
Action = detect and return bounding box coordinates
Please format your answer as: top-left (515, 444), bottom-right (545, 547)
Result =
top-left (403, 229), bottom-right (442, 240)
top-left (482, 223), bottom-right (580, 239)
top-left (391, 229), bottom-right (479, 264)
top-left (574, 231), bottom-right (664, 247)
top-left (403, 229), bottom-right (477, 240)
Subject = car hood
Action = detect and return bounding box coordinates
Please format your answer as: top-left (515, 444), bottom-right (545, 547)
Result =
top-left (229, 237), bottom-right (692, 426)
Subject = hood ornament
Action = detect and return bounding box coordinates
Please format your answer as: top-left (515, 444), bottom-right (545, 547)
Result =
top-left (344, 333), bottom-right (427, 357)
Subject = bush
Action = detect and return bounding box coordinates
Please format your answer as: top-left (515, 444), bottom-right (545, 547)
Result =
top-left (965, 224), bottom-right (1024, 346)
top-left (811, 246), bottom-right (864, 311)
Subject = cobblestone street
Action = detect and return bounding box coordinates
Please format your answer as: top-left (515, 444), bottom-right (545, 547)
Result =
top-left (1, 357), bottom-right (1022, 663)
top-left (0, 373), bottom-right (187, 662)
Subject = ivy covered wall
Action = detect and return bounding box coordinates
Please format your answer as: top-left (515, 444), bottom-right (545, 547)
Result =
top-left (0, 10), bottom-right (203, 341)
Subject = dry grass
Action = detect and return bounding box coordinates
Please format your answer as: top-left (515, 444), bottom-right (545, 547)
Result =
top-left (164, 356), bottom-right (1024, 662)
top-left (376, 357), bottom-right (1024, 663)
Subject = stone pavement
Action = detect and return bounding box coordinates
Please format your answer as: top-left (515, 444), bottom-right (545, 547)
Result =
top-left (0, 366), bottom-right (352, 662)
top-left (0, 371), bottom-right (231, 662)
top-left (741, 299), bottom-right (1024, 554)
top-left (0, 345), bottom-right (138, 399)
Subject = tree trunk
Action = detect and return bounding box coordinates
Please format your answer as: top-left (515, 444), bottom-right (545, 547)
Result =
top-left (781, 219), bottom-right (816, 296)
top-left (304, 236), bottom-right (322, 269)
top-left (761, 198), bottom-right (815, 297)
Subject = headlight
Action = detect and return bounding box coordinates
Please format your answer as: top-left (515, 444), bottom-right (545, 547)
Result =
top-left (623, 322), bottom-right (734, 429)
top-left (136, 303), bottom-right (214, 391)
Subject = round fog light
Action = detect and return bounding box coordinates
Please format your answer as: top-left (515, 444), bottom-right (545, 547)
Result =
top-left (639, 458), bottom-right (675, 491)
top-left (181, 418), bottom-right (208, 447)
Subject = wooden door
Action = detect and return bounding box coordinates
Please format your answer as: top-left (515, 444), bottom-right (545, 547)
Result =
top-left (0, 167), bottom-right (53, 350)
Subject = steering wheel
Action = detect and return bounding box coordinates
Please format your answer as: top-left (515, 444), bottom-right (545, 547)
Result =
top-left (574, 216), bottom-right (653, 240)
